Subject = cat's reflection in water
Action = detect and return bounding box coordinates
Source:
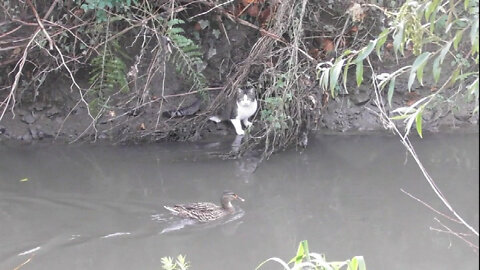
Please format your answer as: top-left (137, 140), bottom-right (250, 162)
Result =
top-left (231, 134), bottom-right (244, 153)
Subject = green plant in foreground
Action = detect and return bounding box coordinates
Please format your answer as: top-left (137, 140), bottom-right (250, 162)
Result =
top-left (161, 254), bottom-right (190, 270)
top-left (256, 240), bottom-right (366, 270)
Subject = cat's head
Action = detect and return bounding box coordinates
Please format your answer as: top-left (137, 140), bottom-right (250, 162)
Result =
top-left (236, 87), bottom-right (256, 106)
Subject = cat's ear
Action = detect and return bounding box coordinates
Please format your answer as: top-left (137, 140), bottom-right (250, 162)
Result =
top-left (248, 87), bottom-right (256, 96)
top-left (237, 88), bottom-right (244, 95)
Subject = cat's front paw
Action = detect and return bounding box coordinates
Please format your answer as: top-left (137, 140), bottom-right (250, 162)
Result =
top-left (243, 120), bottom-right (253, 128)
top-left (236, 129), bottom-right (245, 136)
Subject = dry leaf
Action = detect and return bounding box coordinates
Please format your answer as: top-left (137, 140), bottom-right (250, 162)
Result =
top-left (247, 4), bottom-right (260, 17)
top-left (308, 48), bottom-right (320, 59)
top-left (405, 92), bottom-right (420, 106)
top-left (194, 22), bottom-right (202, 31)
top-left (322, 38), bottom-right (334, 53)
top-left (259, 6), bottom-right (271, 25)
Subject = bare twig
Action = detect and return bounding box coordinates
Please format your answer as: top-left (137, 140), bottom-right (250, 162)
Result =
top-left (0, 30), bottom-right (40, 121)
top-left (190, 0), bottom-right (235, 19)
top-left (26, 0), bottom-right (56, 50)
top-left (432, 218), bottom-right (479, 252)
top-left (401, 189), bottom-right (462, 224)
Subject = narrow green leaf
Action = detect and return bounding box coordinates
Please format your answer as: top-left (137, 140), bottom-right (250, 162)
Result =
top-left (416, 109), bottom-right (423, 138)
top-left (432, 56), bottom-right (442, 83)
top-left (416, 53), bottom-right (431, 86)
top-left (289, 240), bottom-right (306, 265)
top-left (406, 112), bottom-right (416, 136)
top-left (467, 78), bottom-right (479, 97)
top-left (408, 52), bottom-right (431, 90)
top-left (20, 178), bottom-right (29, 182)
top-left (330, 59), bottom-right (345, 96)
top-left (470, 16), bottom-right (479, 46)
top-left (390, 114), bottom-right (412, 120)
top-left (425, 0), bottom-right (440, 21)
top-left (356, 40), bottom-right (376, 63)
top-left (356, 61), bottom-right (364, 87)
top-left (376, 29), bottom-right (390, 60)
top-left (429, 2), bottom-right (442, 32)
top-left (393, 22), bottom-right (405, 56)
top-left (343, 58), bottom-right (353, 91)
top-left (256, 257), bottom-right (290, 270)
top-left (354, 256), bottom-right (367, 270)
top-left (453, 30), bottom-right (464, 50)
top-left (464, 0), bottom-right (470, 10)
top-left (450, 67), bottom-right (461, 85)
top-left (472, 34), bottom-right (479, 55)
top-left (349, 257), bottom-right (359, 270)
top-left (439, 41), bottom-right (452, 64)
top-left (341, 49), bottom-right (353, 57)
top-left (321, 70), bottom-right (330, 95)
top-left (387, 77), bottom-right (396, 107)
top-left (408, 70), bottom-right (417, 92)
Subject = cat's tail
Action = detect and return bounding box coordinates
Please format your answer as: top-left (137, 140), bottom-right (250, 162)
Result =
top-left (162, 99), bottom-right (201, 118)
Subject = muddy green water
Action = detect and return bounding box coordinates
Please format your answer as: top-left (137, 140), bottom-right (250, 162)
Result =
top-left (0, 132), bottom-right (478, 269)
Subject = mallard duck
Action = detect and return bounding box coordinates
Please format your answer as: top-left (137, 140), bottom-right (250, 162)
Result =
top-left (164, 191), bottom-right (245, 222)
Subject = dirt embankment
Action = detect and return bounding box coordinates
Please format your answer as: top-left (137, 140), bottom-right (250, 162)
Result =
top-left (0, 3), bottom-right (478, 145)
top-left (0, 62), bottom-right (477, 145)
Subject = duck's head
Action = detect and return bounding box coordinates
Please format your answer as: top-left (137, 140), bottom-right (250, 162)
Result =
top-left (221, 191), bottom-right (245, 210)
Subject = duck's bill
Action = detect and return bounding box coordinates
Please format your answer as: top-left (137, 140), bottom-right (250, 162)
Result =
top-left (235, 195), bottom-right (245, 202)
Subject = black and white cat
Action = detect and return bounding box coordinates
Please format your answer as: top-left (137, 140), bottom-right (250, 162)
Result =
top-left (163, 87), bottom-right (257, 135)
top-left (209, 87), bottom-right (257, 135)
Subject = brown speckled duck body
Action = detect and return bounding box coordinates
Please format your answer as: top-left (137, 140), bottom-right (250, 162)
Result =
top-left (164, 191), bottom-right (244, 222)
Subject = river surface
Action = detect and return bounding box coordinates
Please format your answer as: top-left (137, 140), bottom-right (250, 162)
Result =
top-left (0, 132), bottom-right (478, 269)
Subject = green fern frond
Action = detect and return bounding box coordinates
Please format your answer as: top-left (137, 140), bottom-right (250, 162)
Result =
top-left (88, 39), bottom-right (129, 117)
top-left (165, 18), bottom-right (207, 93)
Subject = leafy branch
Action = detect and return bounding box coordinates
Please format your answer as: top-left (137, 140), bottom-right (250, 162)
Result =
top-left (316, 0), bottom-right (479, 137)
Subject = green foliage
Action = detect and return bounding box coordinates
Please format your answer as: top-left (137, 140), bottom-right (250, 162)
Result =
top-left (79, 0), bottom-right (136, 22)
top-left (316, 0), bottom-right (479, 137)
top-left (261, 96), bottom-right (290, 131)
top-left (256, 240), bottom-right (367, 270)
top-left (161, 255), bottom-right (190, 270)
top-left (88, 39), bottom-right (129, 117)
top-left (166, 19), bottom-right (207, 92)
top-left (260, 76), bottom-right (293, 132)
